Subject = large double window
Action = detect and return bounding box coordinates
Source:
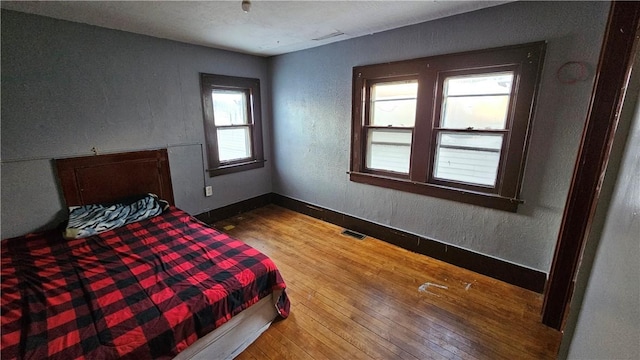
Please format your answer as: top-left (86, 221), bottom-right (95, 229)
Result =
top-left (200, 74), bottom-right (264, 176)
top-left (350, 42), bottom-right (546, 211)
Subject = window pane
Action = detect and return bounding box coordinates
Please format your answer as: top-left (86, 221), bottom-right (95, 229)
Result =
top-left (366, 129), bottom-right (412, 174)
top-left (442, 95), bottom-right (510, 129)
top-left (445, 72), bottom-right (513, 96)
top-left (217, 127), bottom-right (252, 162)
top-left (212, 90), bottom-right (248, 126)
top-left (439, 132), bottom-right (503, 150)
top-left (370, 80), bottom-right (417, 127)
top-left (433, 132), bottom-right (503, 186)
top-left (441, 72), bottom-right (513, 130)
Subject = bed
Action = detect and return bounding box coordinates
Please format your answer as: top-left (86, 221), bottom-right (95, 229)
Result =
top-left (0, 149), bottom-right (289, 360)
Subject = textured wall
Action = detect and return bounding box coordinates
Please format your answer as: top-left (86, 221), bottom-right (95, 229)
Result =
top-left (561, 54), bottom-right (640, 360)
top-left (1, 10), bottom-right (272, 239)
top-left (269, 1), bottom-right (610, 272)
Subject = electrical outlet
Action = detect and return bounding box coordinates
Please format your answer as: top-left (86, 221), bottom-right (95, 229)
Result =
top-left (205, 186), bottom-right (213, 197)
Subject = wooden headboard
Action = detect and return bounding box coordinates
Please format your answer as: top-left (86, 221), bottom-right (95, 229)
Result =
top-left (56, 149), bottom-right (175, 207)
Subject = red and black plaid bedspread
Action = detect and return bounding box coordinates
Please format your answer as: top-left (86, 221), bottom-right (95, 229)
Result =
top-left (1, 207), bottom-right (289, 360)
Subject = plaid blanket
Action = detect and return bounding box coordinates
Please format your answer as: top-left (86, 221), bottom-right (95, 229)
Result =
top-left (1, 207), bottom-right (289, 360)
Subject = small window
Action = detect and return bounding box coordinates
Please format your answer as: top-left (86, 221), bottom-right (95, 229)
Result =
top-left (201, 74), bottom-right (264, 176)
top-left (350, 42), bottom-right (546, 211)
top-left (365, 79), bottom-right (417, 174)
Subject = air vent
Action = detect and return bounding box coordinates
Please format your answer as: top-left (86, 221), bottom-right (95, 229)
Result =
top-left (312, 31), bottom-right (344, 41)
top-left (341, 229), bottom-right (366, 240)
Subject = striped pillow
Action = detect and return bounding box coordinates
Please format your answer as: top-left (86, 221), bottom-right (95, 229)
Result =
top-left (63, 193), bottom-right (169, 239)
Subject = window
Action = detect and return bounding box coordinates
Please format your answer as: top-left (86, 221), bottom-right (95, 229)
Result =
top-left (365, 79), bottom-right (417, 174)
top-left (350, 42), bottom-right (546, 211)
top-left (200, 74), bottom-right (264, 176)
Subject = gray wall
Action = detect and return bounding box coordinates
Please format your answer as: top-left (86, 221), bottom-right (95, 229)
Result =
top-left (268, 1), bottom-right (609, 273)
top-left (1, 10), bottom-right (273, 239)
top-left (560, 51), bottom-right (640, 360)
top-left (0, 3), bottom-right (611, 273)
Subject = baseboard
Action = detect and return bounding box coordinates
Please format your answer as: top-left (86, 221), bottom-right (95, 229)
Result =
top-left (196, 192), bottom-right (547, 293)
top-left (195, 193), bottom-right (273, 224)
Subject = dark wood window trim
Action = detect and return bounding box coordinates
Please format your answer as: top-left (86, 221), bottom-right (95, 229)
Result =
top-left (200, 74), bottom-right (265, 177)
top-left (350, 42), bottom-right (546, 212)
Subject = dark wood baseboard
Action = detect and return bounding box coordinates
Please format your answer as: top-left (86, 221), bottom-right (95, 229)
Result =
top-left (271, 194), bottom-right (546, 293)
top-left (195, 192), bottom-right (547, 293)
top-left (195, 193), bottom-right (273, 224)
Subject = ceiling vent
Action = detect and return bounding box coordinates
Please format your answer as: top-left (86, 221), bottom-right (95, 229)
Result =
top-left (312, 31), bottom-right (345, 41)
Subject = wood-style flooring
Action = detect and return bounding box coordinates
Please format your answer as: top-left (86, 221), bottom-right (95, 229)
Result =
top-left (213, 205), bottom-right (562, 360)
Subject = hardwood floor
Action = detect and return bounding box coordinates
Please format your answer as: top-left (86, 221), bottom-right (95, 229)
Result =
top-left (213, 205), bottom-right (562, 360)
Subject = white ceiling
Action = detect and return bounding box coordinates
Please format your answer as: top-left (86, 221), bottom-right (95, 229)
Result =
top-left (1, 1), bottom-right (509, 57)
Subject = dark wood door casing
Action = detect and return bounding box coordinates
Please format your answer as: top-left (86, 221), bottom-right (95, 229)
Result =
top-left (542, 1), bottom-right (640, 330)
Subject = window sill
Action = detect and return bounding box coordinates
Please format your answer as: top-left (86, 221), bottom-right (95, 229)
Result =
top-left (349, 171), bottom-right (522, 212)
top-left (207, 159), bottom-right (265, 177)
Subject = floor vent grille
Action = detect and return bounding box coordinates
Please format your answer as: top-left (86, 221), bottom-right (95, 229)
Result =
top-left (341, 229), bottom-right (366, 240)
